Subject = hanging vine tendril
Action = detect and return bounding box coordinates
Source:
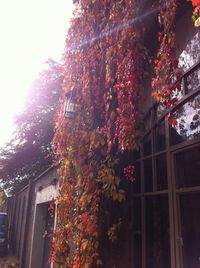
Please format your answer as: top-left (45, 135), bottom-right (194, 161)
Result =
top-left (52, 0), bottom-right (194, 267)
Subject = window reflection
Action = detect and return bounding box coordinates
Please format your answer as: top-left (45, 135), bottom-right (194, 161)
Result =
top-left (185, 67), bottom-right (200, 93)
top-left (156, 104), bottom-right (166, 119)
top-left (178, 25), bottom-right (200, 99)
top-left (178, 31), bottom-right (200, 72)
top-left (170, 94), bottom-right (200, 145)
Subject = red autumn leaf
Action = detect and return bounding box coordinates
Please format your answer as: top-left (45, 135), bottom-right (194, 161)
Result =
top-left (168, 117), bottom-right (177, 126)
top-left (191, 0), bottom-right (200, 7)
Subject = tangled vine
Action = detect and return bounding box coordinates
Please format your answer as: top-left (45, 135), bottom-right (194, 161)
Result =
top-left (52, 0), bottom-right (194, 267)
top-left (191, 0), bottom-right (200, 27)
top-left (52, 1), bottom-right (143, 267)
top-left (152, 0), bottom-right (182, 124)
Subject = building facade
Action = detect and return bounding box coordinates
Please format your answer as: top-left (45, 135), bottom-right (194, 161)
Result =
top-left (6, 1), bottom-right (200, 268)
top-left (130, 4), bottom-right (200, 268)
top-left (7, 167), bottom-right (58, 268)
top-left (99, 2), bottom-right (200, 268)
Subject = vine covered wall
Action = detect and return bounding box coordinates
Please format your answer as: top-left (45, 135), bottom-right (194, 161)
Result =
top-left (52, 0), bottom-right (196, 267)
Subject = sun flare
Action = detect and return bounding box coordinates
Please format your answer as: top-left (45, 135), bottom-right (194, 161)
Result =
top-left (0, 0), bottom-right (73, 146)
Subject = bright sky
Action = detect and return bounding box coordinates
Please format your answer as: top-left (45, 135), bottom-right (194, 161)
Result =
top-left (0, 0), bottom-right (73, 146)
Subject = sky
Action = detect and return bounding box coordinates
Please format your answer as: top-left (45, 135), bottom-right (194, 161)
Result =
top-left (0, 0), bottom-right (73, 146)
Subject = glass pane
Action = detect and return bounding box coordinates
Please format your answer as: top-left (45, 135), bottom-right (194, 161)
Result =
top-left (134, 234), bottom-right (142, 268)
top-left (155, 121), bottom-right (166, 152)
top-left (179, 193), bottom-right (200, 268)
top-left (0, 214), bottom-right (7, 226)
top-left (143, 133), bottom-right (152, 156)
top-left (133, 197), bottom-right (141, 232)
top-left (178, 30), bottom-right (200, 72)
top-left (177, 19), bottom-right (200, 99)
top-left (156, 104), bottom-right (165, 119)
top-left (170, 94), bottom-right (200, 145)
top-left (156, 154), bottom-right (168, 190)
top-left (132, 149), bottom-right (140, 161)
top-left (144, 159), bottom-right (153, 192)
top-left (145, 195), bottom-right (170, 268)
top-left (0, 214), bottom-right (7, 236)
top-left (130, 197), bottom-right (142, 268)
top-left (133, 162), bottom-right (141, 193)
top-left (143, 113), bottom-right (152, 133)
top-left (185, 67), bottom-right (200, 93)
top-left (176, 146), bottom-right (200, 188)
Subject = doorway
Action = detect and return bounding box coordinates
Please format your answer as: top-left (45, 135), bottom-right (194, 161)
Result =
top-left (30, 202), bottom-right (55, 268)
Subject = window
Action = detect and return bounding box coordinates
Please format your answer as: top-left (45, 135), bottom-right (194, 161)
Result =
top-left (131, 60), bottom-right (200, 268)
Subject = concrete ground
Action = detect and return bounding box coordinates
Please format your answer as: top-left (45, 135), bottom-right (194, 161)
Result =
top-left (0, 254), bottom-right (19, 268)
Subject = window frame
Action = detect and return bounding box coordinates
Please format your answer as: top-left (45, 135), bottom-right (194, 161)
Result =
top-left (132, 61), bottom-right (200, 268)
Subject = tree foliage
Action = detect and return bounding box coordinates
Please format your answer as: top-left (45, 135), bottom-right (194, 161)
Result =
top-left (0, 59), bottom-right (63, 193)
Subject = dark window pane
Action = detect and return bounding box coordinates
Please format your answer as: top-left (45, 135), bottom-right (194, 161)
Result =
top-left (133, 197), bottom-right (141, 232)
top-left (129, 197), bottom-right (141, 268)
top-left (170, 94), bottom-right (200, 145)
top-left (176, 146), bottom-right (200, 188)
top-left (180, 193), bottom-right (200, 268)
top-left (134, 235), bottom-right (142, 268)
top-left (152, 105), bottom-right (157, 122)
top-left (145, 195), bottom-right (170, 268)
top-left (155, 121), bottom-right (166, 152)
top-left (156, 154), bottom-right (168, 190)
top-left (133, 162), bottom-right (141, 194)
top-left (143, 112), bottom-right (152, 133)
top-left (0, 214), bottom-right (7, 226)
top-left (132, 149), bottom-right (140, 161)
top-left (144, 159), bottom-right (153, 192)
top-left (143, 134), bottom-right (152, 156)
top-left (0, 214), bottom-right (7, 235)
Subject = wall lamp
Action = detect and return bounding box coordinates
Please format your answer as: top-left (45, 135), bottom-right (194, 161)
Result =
top-left (64, 90), bottom-right (77, 119)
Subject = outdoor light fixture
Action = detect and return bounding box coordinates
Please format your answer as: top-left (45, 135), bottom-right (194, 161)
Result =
top-left (64, 90), bottom-right (77, 119)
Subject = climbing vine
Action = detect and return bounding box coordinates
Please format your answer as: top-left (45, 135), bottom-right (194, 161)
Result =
top-left (52, 1), bottom-right (143, 267)
top-left (191, 0), bottom-right (200, 27)
top-left (52, 0), bottom-right (195, 267)
top-left (152, 0), bottom-right (181, 124)
top-left (152, 0), bottom-right (199, 123)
